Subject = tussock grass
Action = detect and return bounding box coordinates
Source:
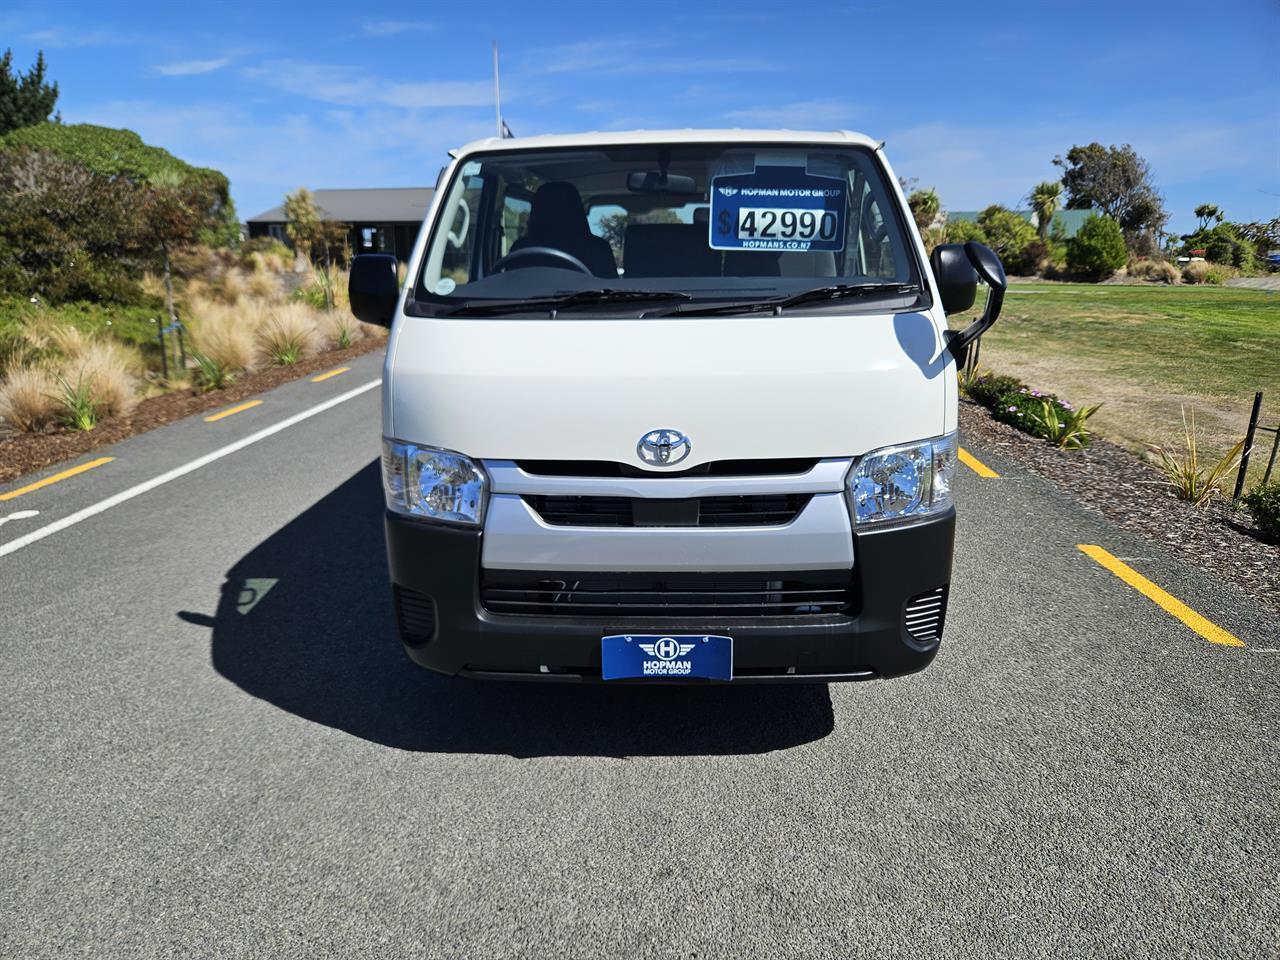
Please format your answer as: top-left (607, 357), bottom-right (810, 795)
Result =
top-left (245, 269), bottom-right (281, 302)
top-left (0, 365), bottom-right (60, 431)
top-left (319, 309), bottom-right (363, 350)
top-left (60, 340), bottom-right (141, 419)
top-left (258, 303), bottom-right (322, 366)
top-left (186, 294), bottom-right (264, 374)
top-left (1127, 259), bottom-right (1179, 284)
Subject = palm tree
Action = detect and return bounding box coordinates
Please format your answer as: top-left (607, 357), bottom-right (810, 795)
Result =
top-left (1030, 181), bottom-right (1063, 240)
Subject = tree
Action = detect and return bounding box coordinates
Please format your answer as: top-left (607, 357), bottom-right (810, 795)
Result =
top-left (1066, 215), bottom-right (1127, 279)
top-left (1029, 181), bottom-right (1063, 240)
top-left (0, 50), bottom-right (58, 136)
top-left (907, 189), bottom-right (940, 233)
top-left (976, 205), bottom-right (1038, 271)
top-left (283, 187), bottom-right (349, 307)
top-left (139, 169), bottom-right (209, 329)
top-left (1194, 203), bottom-right (1223, 232)
top-left (1053, 143), bottom-right (1167, 245)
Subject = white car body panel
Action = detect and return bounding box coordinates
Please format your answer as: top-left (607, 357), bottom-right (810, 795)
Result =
top-left (387, 309), bottom-right (951, 465)
top-left (383, 127), bottom-right (956, 465)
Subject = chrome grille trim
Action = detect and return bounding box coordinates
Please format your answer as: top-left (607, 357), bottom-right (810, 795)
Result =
top-left (484, 458), bottom-right (852, 499)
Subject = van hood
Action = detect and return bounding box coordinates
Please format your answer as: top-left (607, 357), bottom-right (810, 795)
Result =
top-left (385, 310), bottom-right (953, 468)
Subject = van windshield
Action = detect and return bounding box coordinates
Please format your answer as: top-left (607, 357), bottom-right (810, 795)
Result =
top-left (413, 143), bottom-right (921, 314)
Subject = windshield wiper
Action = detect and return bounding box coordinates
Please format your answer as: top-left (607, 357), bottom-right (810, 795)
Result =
top-left (437, 288), bottom-right (691, 317)
top-left (645, 282), bottom-right (920, 318)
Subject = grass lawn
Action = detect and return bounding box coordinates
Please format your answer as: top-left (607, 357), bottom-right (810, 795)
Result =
top-left (953, 282), bottom-right (1280, 486)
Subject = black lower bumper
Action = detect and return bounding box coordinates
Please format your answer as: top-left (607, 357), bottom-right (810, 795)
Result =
top-left (384, 508), bottom-right (955, 682)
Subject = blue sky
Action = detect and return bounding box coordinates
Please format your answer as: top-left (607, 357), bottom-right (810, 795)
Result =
top-left (3, 0), bottom-right (1277, 234)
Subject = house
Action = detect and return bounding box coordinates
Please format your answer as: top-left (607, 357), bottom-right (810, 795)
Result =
top-left (246, 187), bottom-right (434, 262)
top-left (945, 208), bottom-right (1093, 238)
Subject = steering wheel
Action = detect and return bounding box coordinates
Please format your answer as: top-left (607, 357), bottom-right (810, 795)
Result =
top-left (491, 246), bottom-right (592, 275)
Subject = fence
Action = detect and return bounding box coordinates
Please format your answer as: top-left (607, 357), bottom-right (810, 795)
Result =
top-left (1234, 391), bottom-right (1279, 499)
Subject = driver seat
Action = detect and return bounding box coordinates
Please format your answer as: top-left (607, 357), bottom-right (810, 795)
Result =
top-left (510, 181), bottom-right (617, 278)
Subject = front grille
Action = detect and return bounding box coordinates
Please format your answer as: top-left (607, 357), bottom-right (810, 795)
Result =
top-left (394, 585), bottom-right (436, 643)
top-left (516, 458), bottom-right (819, 479)
top-left (481, 572), bottom-right (852, 618)
top-left (524, 494), bottom-right (811, 527)
top-left (903, 586), bottom-right (948, 642)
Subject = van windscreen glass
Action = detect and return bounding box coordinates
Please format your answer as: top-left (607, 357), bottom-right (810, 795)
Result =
top-left (413, 143), bottom-right (920, 314)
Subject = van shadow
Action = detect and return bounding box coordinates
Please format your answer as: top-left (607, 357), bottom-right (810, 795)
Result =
top-left (187, 461), bottom-right (835, 757)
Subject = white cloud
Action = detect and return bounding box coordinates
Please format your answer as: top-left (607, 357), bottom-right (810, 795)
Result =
top-left (244, 60), bottom-right (493, 110)
top-left (23, 27), bottom-right (135, 48)
top-left (362, 20), bottom-right (435, 36)
top-left (154, 58), bottom-right (230, 77)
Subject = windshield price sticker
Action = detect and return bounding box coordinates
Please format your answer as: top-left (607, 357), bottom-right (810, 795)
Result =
top-left (710, 165), bottom-right (847, 253)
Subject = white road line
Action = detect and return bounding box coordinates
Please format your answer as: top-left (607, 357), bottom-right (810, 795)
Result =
top-left (0, 379), bottom-right (381, 558)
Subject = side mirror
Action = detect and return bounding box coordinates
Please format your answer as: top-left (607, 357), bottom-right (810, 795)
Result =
top-left (930, 241), bottom-right (1007, 361)
top-left (349, 253), bottom-right (399, 327)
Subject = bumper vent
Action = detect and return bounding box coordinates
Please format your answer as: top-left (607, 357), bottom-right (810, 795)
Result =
top-left (481, 572), bottom-right (852, 618)
top-left (524, 494), bottom-right (811, 528)
top-left (394, 585), bottom-right (437, 644)
top-left (903, 586), bottom-right (948, 643)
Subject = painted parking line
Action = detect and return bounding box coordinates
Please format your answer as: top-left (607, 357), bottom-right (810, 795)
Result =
top-left (0, 379), bottom-right (381, 558)
top-left (311, 366), bottom-right (350, 383)
top-left (1077, 544), bottom-right (1245, 648)
top-left (958, 447), bottom-right (1000, 478)
top-left (204, 400), bottom-right (264, 423)
top-left (0, 457), bottom-right (115, 502)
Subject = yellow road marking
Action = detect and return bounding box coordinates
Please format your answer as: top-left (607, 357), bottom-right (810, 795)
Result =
top-left (311, 366), bottom-right (350, 383)
top-left (0, 457), bottom-right (115, 502)
top-left (1077, 544), bottom-right (1245, 648)
top-left (958, 447), bottom-right (999, 478)
top-left (204, 400), bottom-right (263, 423)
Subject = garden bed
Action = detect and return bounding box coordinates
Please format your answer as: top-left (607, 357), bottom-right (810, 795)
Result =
top-left (0, 337), bottom-right (385, 484)
top-left (959, 401), bottom-right (1279, 613)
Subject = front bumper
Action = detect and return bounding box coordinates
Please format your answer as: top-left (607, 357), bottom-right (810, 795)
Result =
top-left (384, 507), bottom-right (955, 682)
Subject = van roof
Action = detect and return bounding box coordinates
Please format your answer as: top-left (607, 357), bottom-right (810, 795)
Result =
top-left (451, 128), bottom-right (882, 158)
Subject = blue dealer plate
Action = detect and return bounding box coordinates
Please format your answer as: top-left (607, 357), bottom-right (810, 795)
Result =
top-left (601, 634), bottom-right (733, 681)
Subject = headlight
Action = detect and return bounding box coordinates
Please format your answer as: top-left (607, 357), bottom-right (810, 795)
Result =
top-left (382, 439), bottom-right (487, 524)
top-left (847, 432), bottom-right (956, 525)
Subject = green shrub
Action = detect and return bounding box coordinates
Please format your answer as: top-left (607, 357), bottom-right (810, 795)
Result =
top-left (1066, 215), bottom-right (1127, 279)
top-left (0, 149), bottom-right (145, 303)
top-left (964, 371), bottom-right (1024, 408)
top-left (993, 386), bottom-right (1095, 447)
top-left (0, 123), bottom-right (238, 247)
top-left (1242, 481), bottom-right (1280, 543)
top-left (943, 219), bottom-right (986, 245)
top-left (977, 205), bottom-right (1038, 274)
top-left (53, 372), bottom-right (99, 431)
top-left (191, 351), bottom-right (235, 391)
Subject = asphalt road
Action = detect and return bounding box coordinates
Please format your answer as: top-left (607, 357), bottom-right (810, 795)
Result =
top-left (2, 349), bottom-right (1277, 958)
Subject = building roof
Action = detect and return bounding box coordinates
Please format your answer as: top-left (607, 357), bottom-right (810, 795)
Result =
top-left (247, 187), bottom-right (434, 224)
top-left (452, 128), bottom-right (882, 157)
top-left (947, 208), bottom-right (1093, 238)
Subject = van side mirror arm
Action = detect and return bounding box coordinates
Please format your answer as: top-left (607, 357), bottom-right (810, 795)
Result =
top-left (945, 241), bottom-right (1007, 361)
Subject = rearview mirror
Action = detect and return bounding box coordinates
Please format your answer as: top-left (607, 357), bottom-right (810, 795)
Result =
top-left (931, 241), bottom-right (1007, 361)
top-left (349, 253), bottom-right (399, 327)
top-left (626, 171), bottom-right (700, 195)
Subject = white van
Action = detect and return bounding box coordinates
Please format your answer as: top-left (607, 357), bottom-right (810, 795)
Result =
top-left (350, 129), bottom-right (1005, 683)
